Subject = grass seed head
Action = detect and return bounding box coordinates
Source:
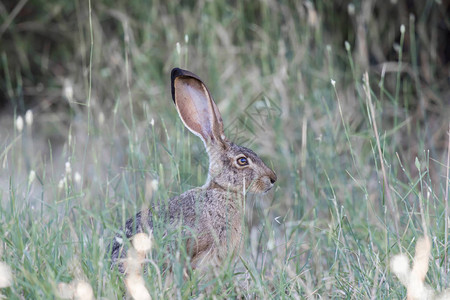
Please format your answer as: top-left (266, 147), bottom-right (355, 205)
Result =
top-left (391, 254), bottom-right (410, 286)
top-left (25, 110), bottom-right (33, 127)
top-left (407, 236), bottom-right (432, 300)
top-left (63, 79), bottom-right (74, 101)
top-left (65, 162), bottom-right (72, 176)
top-left (0, 262), bottom-right (12, 288)
top-left (28, 170), bottom-right (36, 184)
top-left (347, 3), bottom-right (355, 15)
top-left (57, 280), bottom-right (94, 300)
top-left (74, 280), bottom-right (94, 300)
top-left (150, 180), bottom-right (158, 192)
top-left (58, 178), bottom-right (66, 190)
top-left (15, 116), bottom-right (24, 133)
top-left (74, 172), bottom-right (81, 185)
top-left (411, 236), bottom-right (431, 282)
top-left (98, 111), bottom-right (105, 125)
top-left (132, 233), bottom-right (152, 254)
top-left (56, 282), bottom-right (74, 299)
top-left (125, 273), bottom-right (151, 300)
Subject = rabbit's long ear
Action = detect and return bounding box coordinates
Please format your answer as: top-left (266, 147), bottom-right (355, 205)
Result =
top-left (171, 68), bottom-right (225, 145)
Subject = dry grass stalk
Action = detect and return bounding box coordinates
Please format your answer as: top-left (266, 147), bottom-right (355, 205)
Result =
top-left (391, 236), bottom-right (450, 300)
top-left (124, 232), bottom-right (152, 300)
top-left (407, 236), bottom-right (433, 300)
top-left (363, 72), bottom-right (399, 234)
top-left (445, 124), bottom-right (449, 273)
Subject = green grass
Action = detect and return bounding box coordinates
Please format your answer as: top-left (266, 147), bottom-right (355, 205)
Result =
top-left (0, 0), bottom-right (449, 298)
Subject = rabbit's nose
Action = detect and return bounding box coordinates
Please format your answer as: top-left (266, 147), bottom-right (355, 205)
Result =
top-left (269, 171), bottom-right (277, 184)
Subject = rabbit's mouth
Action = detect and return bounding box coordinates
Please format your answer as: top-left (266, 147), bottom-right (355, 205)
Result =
top-left (253, 176), bottom-right (276, 194)
top-left (263, 183), bottom-right (275, 194)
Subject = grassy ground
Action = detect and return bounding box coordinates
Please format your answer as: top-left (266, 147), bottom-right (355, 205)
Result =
top-left (0, 0), bottom-right (449, 298)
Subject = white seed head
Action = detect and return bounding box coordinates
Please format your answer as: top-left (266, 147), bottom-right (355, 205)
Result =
top-left (98, 111), bottom-right (105, 126)
top-left (184, 34), bottom-right (189, 44)
top-left (400, 24), bottom-right (405, 34)
top-left (132, 233), bottom-right (152, 254)
top-left (63, 79), bottom-right (74, 101)
top-left (347, 3), bottom-right (355, 15)
top-left (25, 110), bottom-right (33, 127)
top-left (74, 280), bottom-right (94, 300)
top-left (176, 42), bottom-right (181, 55)
top-left (28, 170), bottom-right (36, 184)
top-left (390, 253), bottom-right (412, 288)
top-left (267, 239), bottom-right (275, 250)
top-left (150, 118), bottom-right (155, 127)
top-left (0, 262), bottom-right (13, 288)
top-left (415, 157), bottom-right (421, 171)
top-left (65, 161), bottom-right (72, 175)
top-left (391, 254), bottom-right (409, 277)
top-left (330, 79), bottom-right (336, 87)
top-left (74, 172), bottom-right (81, 185)
top-left (15, 116), bottom-right (24, 133)
top-left (150, 179), bottom-right (158, 191)
top-left (58, 178), bottom-right (66, 190)
top-left (326, 44), bottom-right (332, 52)
top-left (344, 41), bottom-right (351, 51)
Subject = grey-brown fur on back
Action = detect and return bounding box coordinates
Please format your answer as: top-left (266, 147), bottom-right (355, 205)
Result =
top-left (110, 68), bottom-right (276, 272)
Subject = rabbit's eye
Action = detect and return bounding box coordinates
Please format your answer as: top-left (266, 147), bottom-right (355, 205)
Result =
top-left (237, 157), bottom-right (249, 166)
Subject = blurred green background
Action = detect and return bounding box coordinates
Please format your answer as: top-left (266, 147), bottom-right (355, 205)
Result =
top-left (0, 0), bottom-right (449, 298)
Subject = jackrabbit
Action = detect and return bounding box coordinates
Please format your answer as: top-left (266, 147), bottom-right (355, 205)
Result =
top-left (110, 68), bottom-right (277, 272)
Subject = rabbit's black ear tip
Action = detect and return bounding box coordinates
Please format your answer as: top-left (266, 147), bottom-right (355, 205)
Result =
top-left (171, 68), bottom-right (183, 81)
top-left (171, 68), bottom-right (183, 102)
top-left (171, 68), bottom-right (202, 102)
